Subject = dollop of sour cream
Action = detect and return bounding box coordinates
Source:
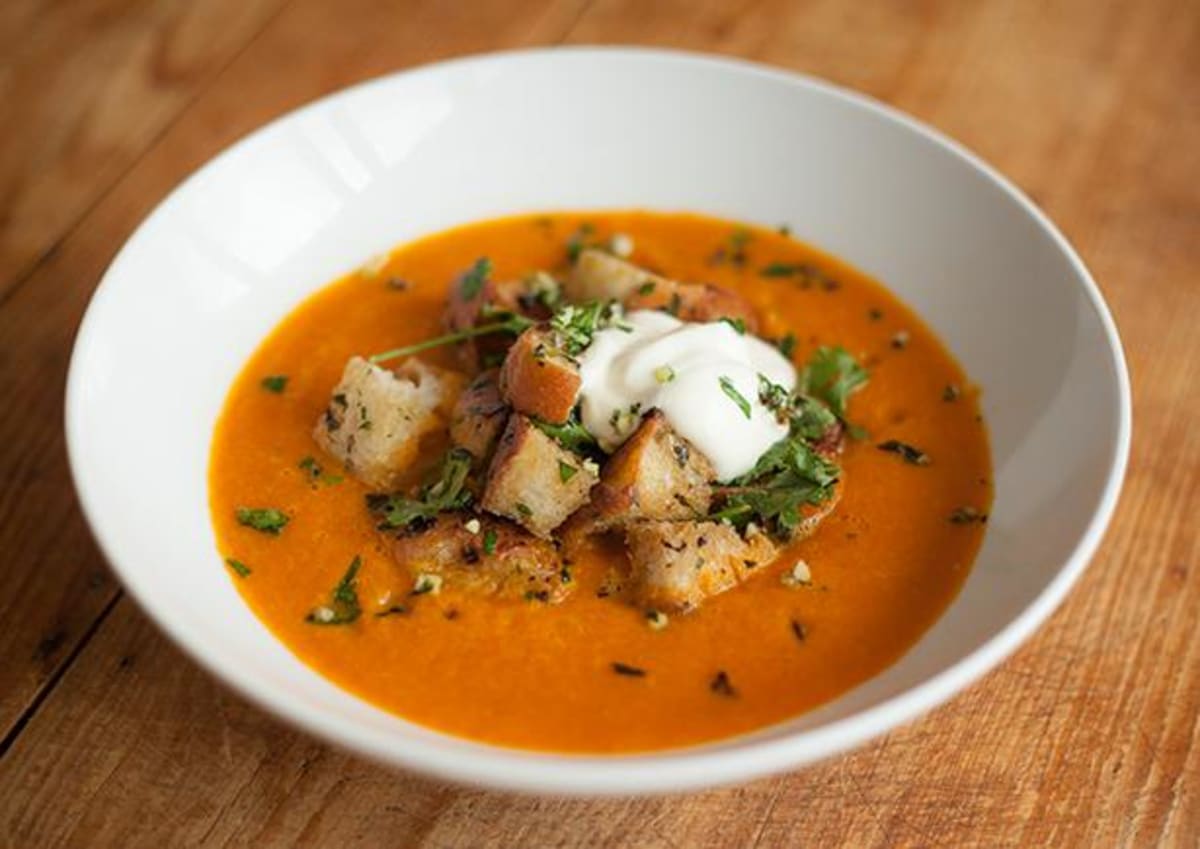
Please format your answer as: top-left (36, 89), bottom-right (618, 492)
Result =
top-left (577, 311), bottom-right (796, 481)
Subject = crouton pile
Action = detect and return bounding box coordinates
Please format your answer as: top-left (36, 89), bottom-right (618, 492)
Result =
top-left (314, 249), bottom-right (845, 614)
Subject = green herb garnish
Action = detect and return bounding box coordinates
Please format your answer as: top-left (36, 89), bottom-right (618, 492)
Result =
top-left (225, 558), bottom-right (251, 578)
top-left (458, 257), bottom-right (491, 300)
top-left (711, 436), bottom-right (839, 536)
top-left (367, 311), bottom-right (534, 365)
top-left (950, 506), bottom-right (987, 524)
top-left (612, 662), bottom-right (647, 677)
top-left (798, 346), bottom-right (868, 422)
top-left (482, 528), bottom-right (498, 555)
top-left (367, 448), bottom-right (474, 529)
top-left (777, 332), bottom-right (796, 360)
top-left (718, 376), bottom-right (752, 420)
top-left (235, 507), bottom-right (289, 535)
top-left (306, 556), bottom-right (362, 625)
top-left (637, 281), bottom-right (657, 296)
top-left (719, 317), bottom-right (747, 335)
top-left (532, 412), bottom-right (599, 456)
top-left (558, 461), bottom-right (578, 483)
top-left (260, 375), bottom-right (288, 393)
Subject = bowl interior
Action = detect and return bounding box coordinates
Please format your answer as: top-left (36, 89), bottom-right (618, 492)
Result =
top-left (66, 48), bottom-right (1128, 794)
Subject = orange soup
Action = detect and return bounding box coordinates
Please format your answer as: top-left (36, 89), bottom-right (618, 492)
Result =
top-left (209, 212), bottom-right (991, 753)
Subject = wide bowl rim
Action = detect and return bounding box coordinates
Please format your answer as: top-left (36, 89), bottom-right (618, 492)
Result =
top-left (65, 45), bottom-right (1132, 796)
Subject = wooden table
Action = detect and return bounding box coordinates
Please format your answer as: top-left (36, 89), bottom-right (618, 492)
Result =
top-left (1, 1), bottom-right (1196, 845)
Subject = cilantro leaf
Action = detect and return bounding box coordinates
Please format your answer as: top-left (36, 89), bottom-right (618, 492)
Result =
top-left (458, 257), bottom-right (491, 300)
top-left (235, 507), bottom-right (289, 535)
top-left (306, 556), bottom-right (362, 625)
top-left (367, 448), bottom-right (474, 530)
top-left (719, 376), bottom-right (752, 419)
top-left (260, 375), bottom-right (288, 393)
top-left (798, 346), bottom-right (868, 421)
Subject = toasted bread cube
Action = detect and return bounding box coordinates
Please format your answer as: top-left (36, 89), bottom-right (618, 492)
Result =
top-left (449, 369), bottom-right (509, 465)
top-left (388, 513), bottom-right (569, 603)
top-left (498, 326), bottom-right (582, 424)
top-left (567, 249), bottom-right (671, 303)
top-left (624, 281), bottom-right (761, 333)
top-left (314, 357), bottom-right (465, 490)
top-left (589, 410), bottom-right (714, 527)
top-left (482, 415), bottom-right (598, 537)
top-left (570, 249), bottom-right (760, 332)
top-left (625, 521), bottom-right (779, 613)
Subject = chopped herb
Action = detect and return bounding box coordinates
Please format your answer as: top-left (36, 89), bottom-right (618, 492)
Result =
top-left (790, 619), bottom-right (808, 642)
top-left (299, 455), bottom-right (319, 476)
top-left (235, 507), bottom-right (289, 535)
top-left (225, 558), bottom-right (251, 578)
top-left (548, 300), bottom-right (628, 355)
top-left (560, 565), bottom-right (573, 584)
top-left (367, 448), bottom-right (474, 529)
top-left (891, 330), bottom-right (910, 349)
top-left (524, 589), bottom-right (550, 603)
top-left (637, 280), bottom-right (657, 296)
top-left (719, 376), bottom-right (752, 419)
top-left (612, 662), bottom-right (647, 678)
top-left (515, 502), bottom-right (533, 518)
top-left (943, 384), bottom-right (962, 402)
top-left (777, 332), bottom-right (797, 360)
top-left (654, 365), bottom-right (676, 384)
top-left (720, 316), bottom-right (747, 335)
top-left (482, 528), bottom-right (498, 555)
top-left (868, 308), bottom-right (884, 321)
top-left (260, 375), bottom-right (288, 393)
top-left (950, 506), bottom-right (988, 524)
top-left (710, 670), bottom-right (737, 697)
top-left (458, 257), bottom-right (491, 300)
top-left (385, 277), bottom-right (410, 291)
top-left (798, 346), bottom-right (869, 423)
top-left (758, 262), bottom-right (838, 290)
top-left (305, 556), bottom-right (362, 625)
top-left (375, 604), bottom-right (410, 618)
top-left (532, 412), bottom-right (599, 456)
top-left (760, 261), bottom-right (801, 278)
top-left (877, 440), bottom-right (931, 466)
top-left (646, 610), bottom-right (669, 630)
top-left (665, 292), bottom-right (682, 316)
top-left (558, 460), bottom-right (579, 483)
top-left (778, 224), bottom-right (792, 236)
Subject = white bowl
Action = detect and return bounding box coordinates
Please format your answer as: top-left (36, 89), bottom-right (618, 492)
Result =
top-left (66, 47), bottom-right (1130, 795)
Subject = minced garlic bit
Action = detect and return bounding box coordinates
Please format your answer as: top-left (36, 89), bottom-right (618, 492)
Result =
top-left (359, 252), bottom-right (390, 278)
top-left (646, 610), bottom-right (669, 630)
top-left (609, 233), bottom-right (634, 257)
top-left (744, 521), bottom-right (761, 539)
top-left (781, 560), bottom-right (813, 588)
top-left (582, 457), bottom-right (601, 476)
top-left (464, 518), bottom-right (481, 534)
top-left (310, 606), bottom-right (336, 624)
top-left (412, 573), bottom-right (443, 595)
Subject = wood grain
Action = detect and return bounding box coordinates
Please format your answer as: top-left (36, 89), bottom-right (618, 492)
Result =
top-left (0, 0), bottom-right (1197, 846)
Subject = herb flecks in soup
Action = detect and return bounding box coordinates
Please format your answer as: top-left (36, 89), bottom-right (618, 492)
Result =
top-left (209, 212), bottom-right (991, 753)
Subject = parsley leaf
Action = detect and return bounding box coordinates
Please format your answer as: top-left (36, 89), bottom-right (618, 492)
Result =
top-left (482, 528), bottom-right (498, 555)
top-left (225, 558), bottom-right (251, 578)
top-left (532, 413), bottom-right (599, 456)
top-left (260, 375), bottom-right (288, 393)
top-left (549, 300), bottom-right (628, 356)
top-left (711, 437), bottom-right (839, 537)
top-left (235, 507), bottom-right (289, 535)
top-left (798, 346), bottom-right (868, 421)
top-left (558, 460), bottom-right (579, 483)
top-left (367, 448), bottom-right (474, 530)
top-left (306, 556), bottom-right (362, 625)
top-left (719, 376), bottom-right (752, 419)
top-left (458, 257), bottom-right (491, 300)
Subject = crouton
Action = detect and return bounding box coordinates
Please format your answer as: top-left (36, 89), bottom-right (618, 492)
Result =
top-left (624, 281), bottom-right (761, 333)
top-left (624, 521), bottom-right (779, 613)
top-left (498, 326), bottom-right (582, 424)
top-left (444, 271), bottom-right (561, 370)
top-left (482, 415), bottom-right (598, 537)
top-left (567, 248), bottom-right (672, 303)
top-left (449, 369), bottom-right (508, 465)
top-left (589, 410), bottom-right (714, 527)
top-left (569, 249), bottom-right (760, 332)
top-left (314, 357), bottom-right (465, 490)
top-left (388, 512), bottom-right (569, 602)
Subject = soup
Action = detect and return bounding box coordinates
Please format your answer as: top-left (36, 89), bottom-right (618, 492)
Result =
top-left (209, 211), bottom-right (991, 753)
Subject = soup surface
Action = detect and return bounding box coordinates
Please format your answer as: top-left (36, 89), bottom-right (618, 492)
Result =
top-left (209, 211), bottom-right (991, 753)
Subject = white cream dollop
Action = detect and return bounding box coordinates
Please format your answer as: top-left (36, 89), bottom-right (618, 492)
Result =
top-left (577, 311), bottom-right (796, 481)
